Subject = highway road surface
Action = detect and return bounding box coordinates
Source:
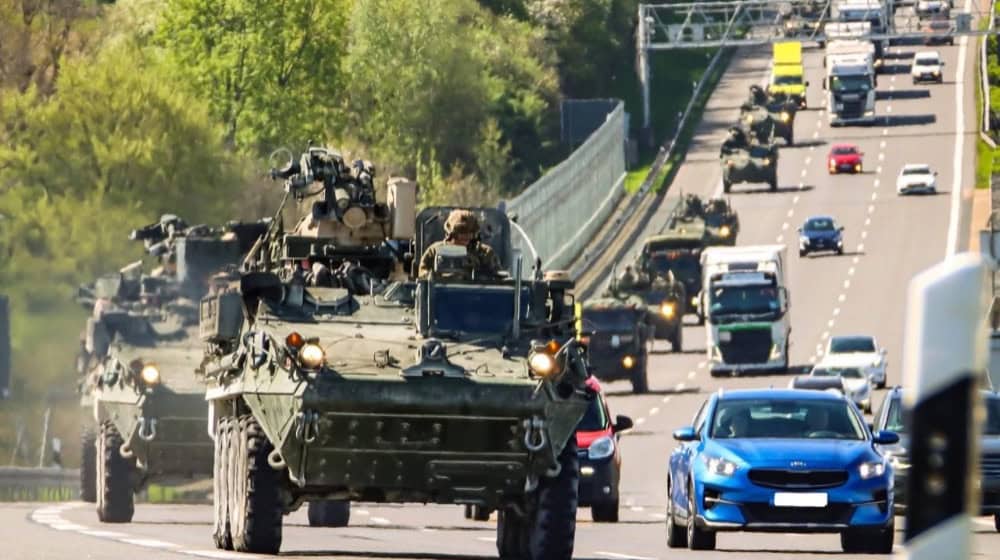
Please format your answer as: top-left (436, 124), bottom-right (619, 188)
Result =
top-left (2, 31), bottom-right (998, 560)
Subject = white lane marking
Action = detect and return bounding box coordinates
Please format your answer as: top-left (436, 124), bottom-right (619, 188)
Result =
top-left (782, 222), bottom-right (789, 230)
top-left (848, 267), bottom-right (855, 276)
top-left (861, 230), bottom-right (868, 239)
top-left (687, 370), bottom-right (697, 379)
top-left (821, 331), bottom-right (830, 340)
top-left (852, 256), bottom-right (860, 264)
top-left (891, 75), bottom-right (896, 82)
top-left (800, 169), bottom-right (808, 178)
top-left (635, 418), bottom-right (647, 426)
top-left (180, 552), bottom-right (247, 560)
top-left (787, 209), bottom-right (795, 218)
top-left (49, 522), bottom-right (88, 531)
top-left (810, 146), bottom-right (816, 152)
top-left (839, 293), bottom-right (847, 302)
top-left (662, 396), bottom-right (672, 403)
top-left (865, 217), bottom-right (871, 226)
top-left (886, 105), bottom-right (893, 113)
top-left (119, 538), bottom-right (178, 549)
top-left (876, 165), bottom-right (882, 174)
top-left (476, 537), bottom-right (496, 543)
top-left (650, 513), bottom-right (668, 520)
top-left (798, 182), bottom-right (805, 190)
top-left (813, 130), bottom-right (820, 138)
top-left (793, 195), bottom-right (800, 204)
top-left (833, 307), bottom-right (841, 316)
top-left (676, 382), bottom-right (686, 391)
top-left (871, 192), bottom-right (878, 201)
top-left (809, 355), bottom-right (817, 364)
top-left (595, 553), bottom-right (658, 560)
top-left (868, 204), bottom-right (875, 213)
top-left (697, 361), bottom-right (706, 368)
top-left (844, 279), bottom-right (852, 289)
top-left (370, 516), bottom-right (391, 526)
top-left (804, 156), bottom-right (812, 165)
top-left (857, 243), bottom-right (865, 252)
top-left (880, 141), bottom-right (886, 149)
top-left (873, 178), bottom-right (880, 188)
top-left (630, 506), bottom-right (645, 512)
top-left (827, 319), bottom-right (835, 328)
top-left (882, 128), bottom-right (888, 136)
top-left (650, 407), bottom-right (661, 415)
top-left (356, 508), bottom-right (370, 516)
top-left (777, 234), bottom-right (784, 243)
top-left (878, 153), bottom-right (885, 161)
top-left (946, 26), bottom-right (970, 256)
top-left (79, 530), bottom-right (128, 539)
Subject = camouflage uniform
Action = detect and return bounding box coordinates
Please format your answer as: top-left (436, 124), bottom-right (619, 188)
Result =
top-left (418, 210), bottom-right (501, 279)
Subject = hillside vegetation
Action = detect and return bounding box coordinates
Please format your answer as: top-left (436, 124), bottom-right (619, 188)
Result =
top-left (0, 0), bottom-right (711, 465)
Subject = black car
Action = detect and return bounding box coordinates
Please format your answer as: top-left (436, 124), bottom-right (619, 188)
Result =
top-left (874, 387), bottom-right (1000, 527)
top-left (798, 215), bottom-right (844, 257)
top-left (581, 298), bottom-right (653, 393)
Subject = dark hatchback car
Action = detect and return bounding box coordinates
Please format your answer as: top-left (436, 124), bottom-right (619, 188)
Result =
top-left (798, 216), bottom-right (844, 257)
top-left (874, 387), bottom-right (1000, 529)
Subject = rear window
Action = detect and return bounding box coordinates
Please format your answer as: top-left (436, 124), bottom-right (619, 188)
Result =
top-left (832, 146), bottom-right (858, 155)
top-left (829, 336), bottom-right (876, 353)
top-left (902, 166), bottom-right (931, 176)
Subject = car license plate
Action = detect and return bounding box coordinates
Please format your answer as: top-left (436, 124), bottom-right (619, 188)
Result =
top-left (773, 492), bottom-right (828, 507)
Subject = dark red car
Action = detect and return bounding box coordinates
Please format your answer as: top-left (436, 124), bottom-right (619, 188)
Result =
top-left (828, 143), bottom-right (864, 174)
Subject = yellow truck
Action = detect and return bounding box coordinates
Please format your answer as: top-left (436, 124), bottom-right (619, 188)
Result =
top-left (768, 41), bottom-right (808, 108)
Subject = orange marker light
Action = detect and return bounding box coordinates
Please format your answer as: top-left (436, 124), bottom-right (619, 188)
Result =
top-left (546, 340), bottom-right (560, 354)
top-left (286, 332), bottom-right (305, 349)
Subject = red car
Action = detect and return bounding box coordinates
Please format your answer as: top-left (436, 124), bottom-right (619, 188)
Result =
top-left (828, 143), bottom-right (864, 174)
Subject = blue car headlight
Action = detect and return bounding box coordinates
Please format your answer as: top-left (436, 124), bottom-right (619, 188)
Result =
top-left (704, 455), bottom-right (738, 476)
top-left (859, 460), bottom-right (886, 479)
top-left (588, 436), bottom-right (615, 460)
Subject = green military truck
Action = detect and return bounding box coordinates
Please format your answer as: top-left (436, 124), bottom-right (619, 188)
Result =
top-left (721, 126), bottom-right (779, 193)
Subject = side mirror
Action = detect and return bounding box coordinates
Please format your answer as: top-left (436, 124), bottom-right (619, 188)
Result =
top-left (672, 426), bottom-right (698, 442)
top-left (934, 171), bottom-right (939, 176)
top-left (873, 430), bottom-right (900, 445)
top-left (613, 415), bottom-right (634, 433)
top-left (796, 227), bottom-right (802, 232)
top-left (805, 80), bottom-right (811, 87)
top-left (838, 226), bottom-right (845, 232)
top-left (880, 348), bottom-right (887, 355)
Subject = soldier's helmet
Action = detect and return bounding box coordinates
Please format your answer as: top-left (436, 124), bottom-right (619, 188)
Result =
top-left (444, 209), bottom-right (479, 236)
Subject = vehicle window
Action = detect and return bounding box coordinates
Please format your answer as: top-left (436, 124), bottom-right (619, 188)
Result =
top-left (804, 218), bottom-right (835, 231)
top-left (430, 286), bottom-right (529, 335)
top-left (830, 74), bottom-right (872, 92)
top-left (711, 398), bottom-right (865, 440)
top-left (692, 401), bottom-right (708, 435)
top-left (902, 166), bottom-right (931, 176)
top-left (710, 285), bottom-right (780, 316)
top-left (812, 367), bottom-right (863, 379)
top-left (829, 336), bottom-right (876, 353)
top-left (985, 397), bottom-right (1000, 436)
top-left (773, 75), bottom-right (802, 86)
top-left (884, 397), bottom-right (905, 433)
top-left (832, 146), bottom-right (857, 155)
top-left (749, 145), bottom-right (773, 158)
top-left (648, 251), bottom-right (700, 277)
top-left (577, 395), bottom-right (609, 431)
top-left (582, 309), bottom-right (637, 332)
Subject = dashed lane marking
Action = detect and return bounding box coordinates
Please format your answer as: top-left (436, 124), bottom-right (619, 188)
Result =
top-left (181, 551), bottom-right (248, 560)
top-left (879, 141), bottom-right (886, 149)
top-left (873, 178), bottom-right (880, 188)
top-left (650, 407), bottom-right (661, 415)
top-left (687, 370), bottom-right (697, 379)
top-left (844, 279), bottom-right (852, 289)
top-left (821, 331), bottom-right (830, 340)
top-left (697, 361), bottom-right (707, 369)
top-left (79, 530), bottom-right (128, 539)
top-left (848, 266), bottom-right (855, 276)
top-left (876, 165), bottom-right (882, 174)
top-left (676, 382), bottom-right (686, 391)
top-left (119, 539), bottom-right (178, 549)
top-left (662, 396), bottom-right (672, 403)
top-left (882, 128), bottom-right (888, 136)
top-left (800, 169), bottom-right (807, 178)
top-left (853, 256), bottom-right (860, 264)
top-left (804, 156), bottom-right (812, 165)
top-left (371, 517), bottom-right (392, 526)
top-left (878, 153), bottom-right (885, 161)
top-left (636, 418), bottom-right (647, 426)
top-left (865, 217), bottom-right (871, 226)
top-left (861, 230), bottom-right (868, 239)
top-left (782, 222), bottom-right (789, 230)
top-left (868, 204), bottom-right (875, 214)
top-left (871, 192), bottom-right (877, 201)
top-left (839, 293), bottom-right (847, 302)
top-left (813, 130), bottom-right (820, 138)
top-left (827, 319), bottom-right (835, 328)
top-left (857, 243), bottom-right (865, 252)
top-left (793, 195), bottom-right (800, 204)
top-left (787, 208), bottom-right (795, 218)
top-left (777, 234), bottom-right (784, 243)
top-left (833, 307), bottom-right (841, 316)
top-left (595, 552), bottom-right (658, 560)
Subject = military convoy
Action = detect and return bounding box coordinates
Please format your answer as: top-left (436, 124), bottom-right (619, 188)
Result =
top-left (721, 126), bottom-right (779, 193)
top-left (197, 147), bottom-right (593, 558)
top-left (75, 216), bottom-right (266, 520)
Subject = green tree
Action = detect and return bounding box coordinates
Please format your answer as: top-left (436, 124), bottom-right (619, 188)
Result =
top-left (157, 0), bottom-right (349, 154)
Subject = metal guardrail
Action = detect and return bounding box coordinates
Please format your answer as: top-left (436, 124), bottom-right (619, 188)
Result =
top-left (506, 103), bottom-right (627, 272)
top-left (570, 47), bottom-right (729, 296)
top-left (0, 467), bottom-right (78, 502)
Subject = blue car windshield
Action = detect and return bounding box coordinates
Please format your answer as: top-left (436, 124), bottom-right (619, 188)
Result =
top-left (712, 398), bottom-right (865, 440)
top-left (805, 218), bottom-right (836, 231)
top-left (577, 396), bottom-right (608, 431)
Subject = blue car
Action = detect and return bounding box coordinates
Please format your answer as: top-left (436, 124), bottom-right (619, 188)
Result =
top-left (798, 215), bottom-right (844, 257)
top-left (665, 389), bottom-right (897, 553)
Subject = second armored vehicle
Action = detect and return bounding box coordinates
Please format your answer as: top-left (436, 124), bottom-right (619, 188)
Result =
top-left (721, 127), bottom-right (779, 193)
top-left (741, 85), bottom-right (796, 145)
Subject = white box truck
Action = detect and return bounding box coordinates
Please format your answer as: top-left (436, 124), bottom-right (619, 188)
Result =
top-left (700, 245), bottom-right (791, 375)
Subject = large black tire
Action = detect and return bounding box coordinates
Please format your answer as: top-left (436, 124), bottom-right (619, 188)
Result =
top-left (212, 417), bottom-right (233, 550)
top-left (994, 512), bottom-right (1000, 532)
top-left (96, 421), bottom-right (135, 523)
top-left (591, 499), bottom-right (619, 523)
top-left (670, 327), bottom-right (683, 354)
top-left (80, 426), bottom-right (97, 503)
top-left (526, 439), bottom-right (579, 560)
top-left (722, 180), bottom-right (731, 194)
top-left (769, 176), bottom-right (778, 191)
top-left (230, 415), bottom-right (284, 554)
top-left (496, 509), bottom-right (528, 559)
top-left (665, 478), bottom-right (687, 548)
top-left (308, 500), bottom-right (351, 527)
top-left (686, 483), bottom-right (716, 550)
top-left (630, 357), bottom-right (650, 394)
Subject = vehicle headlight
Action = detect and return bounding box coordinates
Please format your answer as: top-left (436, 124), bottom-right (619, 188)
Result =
top-left (769, 343), bottom-right (782, 360)
top-left (872, 357), bottom-right (883, 368)
top-left (854, 163), bottom-right (862, 171)
top-left (660, 302), bottom-right (676, 318)
top-left (745, 115), bottom-right (754, 124)
top-left (762, 157), bottom-right (771, 166)
top-left (829, 159), bottom-right (836, 168)
top-left (298, 343), bottom-right (326, 369)
top-left (780, 111), bottom-right (791, 123)
top-left (140, 364), bottom-right (161, 385)
top-left (691, 296), bottom-right (699, 306)
top-left (718, 225), bottom-right (731, 238)
top-left (588, 436), bottom-right (615, 460)
top-left (529, 351), bottom-right (557, 378)
top-left (726, 159), bottom-right (734, 167)
top-left (622, 355), bottom-right (636, 369)
top-left (864, 110), bottom-right (874, 117)
top-left (800, 235), bottom-right (810, 245)
top-left (704, 456), bottom-right (738, 476)
top-left (859, 461), bottom-right (887, 479)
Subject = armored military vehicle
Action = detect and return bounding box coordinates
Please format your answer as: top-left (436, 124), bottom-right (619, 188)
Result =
top-left (608, 264), bottom-right (685, 354)
top-left (637, 232), bottom-right (707, 325)
top-left (721, 126), bottom-right (779, 193)
top-left (200, 147), bottom-right (593, 558)
top-left (668, 193), bottom-right (740, 246)
top-left (742, 84), bottom-right (797, 146)
top-left (76, 216), bottom-right (267, 519)
top-left (580, 289), bottom-right (654, 393)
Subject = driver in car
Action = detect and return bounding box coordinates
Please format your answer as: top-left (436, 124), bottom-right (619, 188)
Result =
top-left (418, 209), bottom-right (501, 280)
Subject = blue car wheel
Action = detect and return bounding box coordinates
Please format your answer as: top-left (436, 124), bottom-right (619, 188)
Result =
top-left (686, 482), bottom-right (716, 550)
top-left (665, 478), bottom-right (686, 548)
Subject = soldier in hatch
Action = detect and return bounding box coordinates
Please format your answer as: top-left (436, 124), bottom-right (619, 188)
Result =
top-left (418, 209), bottom-right (501, 279)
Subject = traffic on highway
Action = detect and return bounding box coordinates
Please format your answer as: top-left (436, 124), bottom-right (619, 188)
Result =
top-left (5, 0), bottom-right (999, 559)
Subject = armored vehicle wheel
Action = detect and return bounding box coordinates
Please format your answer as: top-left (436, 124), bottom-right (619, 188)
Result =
top-left (212, 417), bottom-right (233, 550)
top-left (769, 177), bottom-right (778, 191)
top-left (722, 180), bottom-right (731, 194)
top-left (230, 415), bottom-right (283, 554)
top-left (96, 421), bottom-right (135, 523)
top-left (591, 499), bottom-right (619, 523)
top-left (527, 438), bottom-right (579, 559)
top-left (80, 426), bottom-right (97, 503)
top-left (496, 509), bottom-right (529, 558)
top-left (308, 500), bottom-right (351, 527)
top-left (786, 131), bottom-right (794, 146)
top-left (630, 357), bottom-right (649, 394)
top-left (669, 327), bottom-right (683, 354)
